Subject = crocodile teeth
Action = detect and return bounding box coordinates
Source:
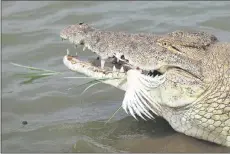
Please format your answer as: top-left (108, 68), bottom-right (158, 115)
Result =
top-left (76, 52), bottom-right (78, 56)
top-left (66, 49), bottom-right (70, 55)
top-left (120, 66), bottom-right (124, 73)
top-left (113, 65), bottom-right (116, 72)
top-left (101, 60), bottom-right (105, 69)
top-left (117, 58), bottom-right (119, 63)
top-left (83, 46), bottom-right (86, 51)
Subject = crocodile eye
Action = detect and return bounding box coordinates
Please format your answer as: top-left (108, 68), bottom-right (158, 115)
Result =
top-left (163, 42), bottom-right (167, 46)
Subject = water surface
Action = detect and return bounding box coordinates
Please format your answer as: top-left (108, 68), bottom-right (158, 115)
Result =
top-left (2, 1), bottom-right (230, 152)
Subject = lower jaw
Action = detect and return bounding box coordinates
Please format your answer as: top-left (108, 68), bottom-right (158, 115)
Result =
top-left (63, 55), bottom-right (127, 79)
top-left (63, 55), bottom-right (128, 90)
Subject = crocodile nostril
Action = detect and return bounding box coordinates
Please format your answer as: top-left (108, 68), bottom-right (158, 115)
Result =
top-left (79, 22), bottom-right (84, 25)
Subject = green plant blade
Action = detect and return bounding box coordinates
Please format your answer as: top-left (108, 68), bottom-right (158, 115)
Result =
top-left (10, 62), bottom-right (60, 73)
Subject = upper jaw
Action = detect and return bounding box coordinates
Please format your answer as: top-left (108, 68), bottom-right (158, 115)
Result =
top-left (60, 34), bottom-right (132, 72)
top-left (62, 38), bottom-right (155, 71)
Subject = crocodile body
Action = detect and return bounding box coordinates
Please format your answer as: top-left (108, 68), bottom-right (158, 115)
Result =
top-left (60, 23), bottom-right (230, 147)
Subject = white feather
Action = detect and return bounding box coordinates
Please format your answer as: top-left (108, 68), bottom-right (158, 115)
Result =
top-left (122, 69), bottom-right (166, 120)
top-left (133, 94), bottom-right (148, 120)
top-left (135, 91), bottom-right (154, 119)
top-left (132, 93), bottom-right (146, 120)
top-left (128, 100), bottom-right (138, 120)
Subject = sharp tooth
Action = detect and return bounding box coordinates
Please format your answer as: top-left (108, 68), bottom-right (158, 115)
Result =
top-left (83, 46), bottom-right (86, 51)
top-left (120, 66), bottom-right (124, 73)
top-left (76, 52), bottom-right (78, 56)
top-left (113, 65), bottom-right (116, 72)
top-left (101, 60), bottom-right (105, 69)
top-left (117, 58), bottom-right (119, 63)
top-left (66, 49), bottom-right (70, 55)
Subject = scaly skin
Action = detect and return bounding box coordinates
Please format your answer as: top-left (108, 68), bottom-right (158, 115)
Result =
top-left (156, 32), bottom-right (230, 146)
top-left (60, 23), bottom-right (230, 147)
top-left (156, 30), bottom-right (218, 60)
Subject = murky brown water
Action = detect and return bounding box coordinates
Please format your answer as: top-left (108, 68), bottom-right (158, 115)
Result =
top-left (2, 1), bottom-right (230, 152)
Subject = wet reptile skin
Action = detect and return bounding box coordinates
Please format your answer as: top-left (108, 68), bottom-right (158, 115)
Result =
top-left (156, 33), bottom-right (230, 146)
top-left (60, 23), bottom-right (230, 147)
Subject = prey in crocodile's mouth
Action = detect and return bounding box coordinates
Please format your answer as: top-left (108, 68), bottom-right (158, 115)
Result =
top-left (62, 44), bottom-right (166, 120)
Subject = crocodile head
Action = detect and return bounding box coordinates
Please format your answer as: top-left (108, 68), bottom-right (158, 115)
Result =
top-left (60, 23), bottom-right (203, 76)
top-left (60, 22), bottom-right (207, 114)
top-left (60, 23), bottom-right (230, 147)
top-left (60, 22), bottom-right (205, 111)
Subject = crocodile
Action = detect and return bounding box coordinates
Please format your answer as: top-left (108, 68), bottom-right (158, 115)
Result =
top-left (60, 23), bottom-right (230, 147)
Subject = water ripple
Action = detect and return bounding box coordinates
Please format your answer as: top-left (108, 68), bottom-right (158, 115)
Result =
top-left (2, 1), bottom-right (230, 152)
